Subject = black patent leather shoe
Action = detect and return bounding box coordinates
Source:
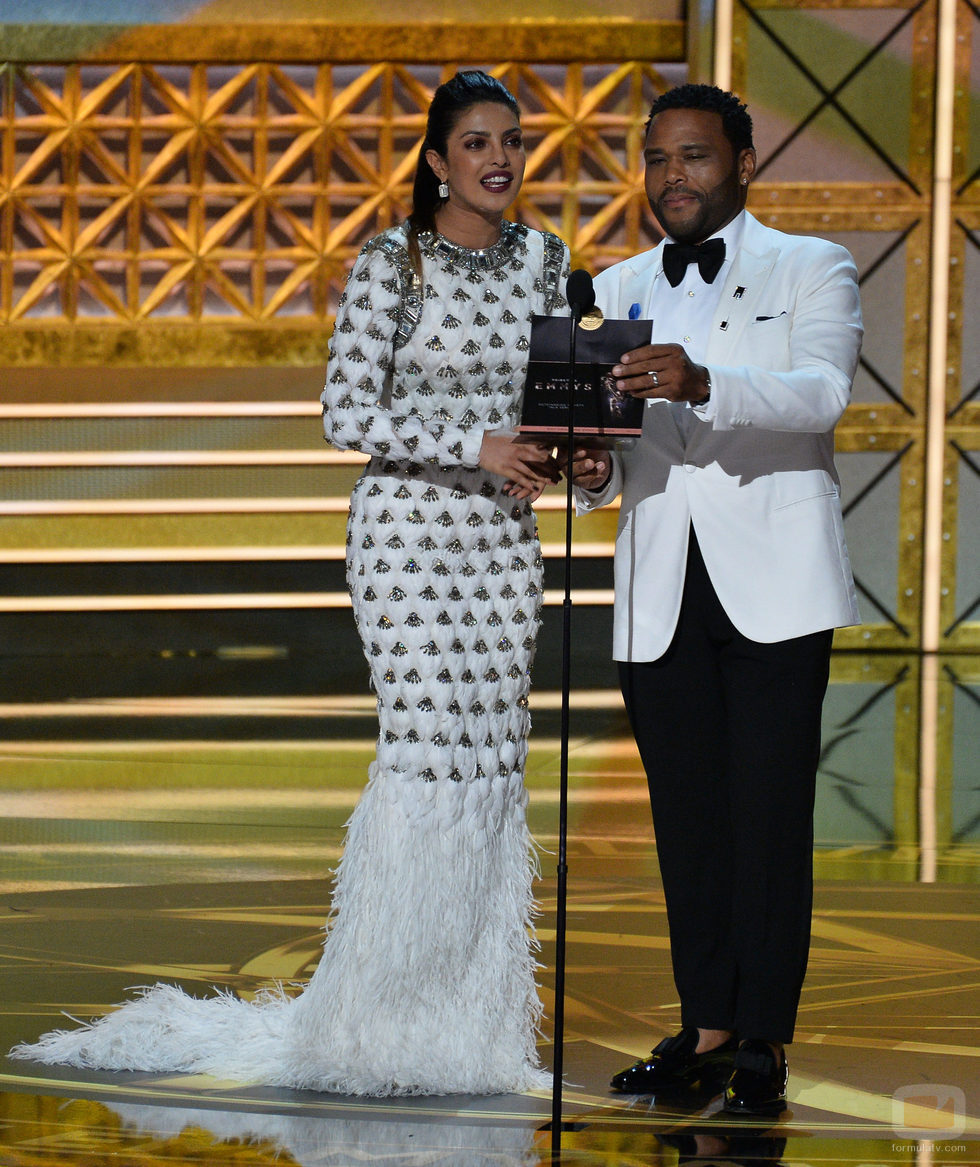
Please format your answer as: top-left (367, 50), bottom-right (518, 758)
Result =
top-left (722, 1039), bottom-right (789, 1116)
top-left (610, 1027), bottom-right (738, 1094)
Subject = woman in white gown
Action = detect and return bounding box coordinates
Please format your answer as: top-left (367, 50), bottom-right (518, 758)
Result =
top-left (12, 71), bottom-right (570, 1097)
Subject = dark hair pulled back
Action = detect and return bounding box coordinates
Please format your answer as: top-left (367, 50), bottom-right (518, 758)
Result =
top-left (407, 70), bottom-right (520, 269)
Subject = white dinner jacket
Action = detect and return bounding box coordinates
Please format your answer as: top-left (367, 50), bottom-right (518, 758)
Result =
top-left (577, 212), bottom-right (863, 661)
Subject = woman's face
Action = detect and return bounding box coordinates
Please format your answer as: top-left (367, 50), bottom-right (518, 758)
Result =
top-left (426, 101), bottom-right (526, 221)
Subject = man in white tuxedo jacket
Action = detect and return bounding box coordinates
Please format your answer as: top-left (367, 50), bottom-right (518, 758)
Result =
top-left (571, 84), bottom-right (862, 1115)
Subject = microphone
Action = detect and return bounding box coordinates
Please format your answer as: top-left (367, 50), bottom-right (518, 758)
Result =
top-left (565, 268), bottom-right (595, 321)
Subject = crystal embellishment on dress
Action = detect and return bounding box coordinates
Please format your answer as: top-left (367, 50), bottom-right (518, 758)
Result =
top-left (419, 220), bottom-right (528, 274)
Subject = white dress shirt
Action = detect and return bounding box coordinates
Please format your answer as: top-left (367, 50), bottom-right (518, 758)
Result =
top-left (643, 211), bottom-right (746, 441)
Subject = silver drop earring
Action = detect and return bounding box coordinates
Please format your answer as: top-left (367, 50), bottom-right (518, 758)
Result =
top-left (438, 182), bottom-right (449, 199)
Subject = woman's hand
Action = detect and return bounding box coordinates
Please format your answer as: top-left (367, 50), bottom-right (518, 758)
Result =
top-left (479, 431), bottom-right (560, 501)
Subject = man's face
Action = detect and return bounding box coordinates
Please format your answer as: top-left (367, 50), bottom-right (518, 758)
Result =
top-left (643, 107), bottom-right (755, 244)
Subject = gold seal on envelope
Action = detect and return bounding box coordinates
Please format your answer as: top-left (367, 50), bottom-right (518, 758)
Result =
top-left (578, 306), bottom-right (604, 331)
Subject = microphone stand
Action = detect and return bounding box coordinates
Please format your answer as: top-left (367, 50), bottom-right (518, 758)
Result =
top-left (549, 296), bottom-right (584, 1161)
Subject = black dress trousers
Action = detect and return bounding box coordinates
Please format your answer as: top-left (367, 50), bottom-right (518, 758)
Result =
top-left (618, 529), bottom-right (833, 1044)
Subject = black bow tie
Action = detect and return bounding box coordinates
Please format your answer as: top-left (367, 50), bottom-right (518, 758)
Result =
top-left (662, 238), bottom-right (726, 287)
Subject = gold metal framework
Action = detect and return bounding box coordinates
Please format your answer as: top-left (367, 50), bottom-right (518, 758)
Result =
top-left (0, 12), bottom-right (977, 880)
top-left (0, 58), bottom-right (675, 364)
top-left (719, 0), bottom-right (978, 880)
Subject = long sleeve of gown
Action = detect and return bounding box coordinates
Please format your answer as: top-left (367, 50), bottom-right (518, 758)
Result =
top-left (321, 245), bottom-right (485, 468)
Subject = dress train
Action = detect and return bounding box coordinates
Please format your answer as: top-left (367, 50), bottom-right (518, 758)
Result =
top-left (11, 764), bottom-right (549, 1096)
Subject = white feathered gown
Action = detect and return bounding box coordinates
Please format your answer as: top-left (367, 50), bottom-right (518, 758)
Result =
top-left (12, 221), bottom-right (570, 1096)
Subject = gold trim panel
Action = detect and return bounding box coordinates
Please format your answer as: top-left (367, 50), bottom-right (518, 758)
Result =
top-left (0, 22), bottom-right (686, 64)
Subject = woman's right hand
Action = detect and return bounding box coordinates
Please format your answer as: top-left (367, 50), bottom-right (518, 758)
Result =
top-left (479, 431), bottom-right (560, 501)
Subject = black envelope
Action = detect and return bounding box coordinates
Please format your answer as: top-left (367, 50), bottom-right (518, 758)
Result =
top-left (519, 314), bottom-right (652, 446)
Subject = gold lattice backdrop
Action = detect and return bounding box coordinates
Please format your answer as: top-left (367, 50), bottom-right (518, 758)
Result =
top-left (1, 19), bottom-right (978, 871)
top-left (1, 61), bottom-right (672, 364)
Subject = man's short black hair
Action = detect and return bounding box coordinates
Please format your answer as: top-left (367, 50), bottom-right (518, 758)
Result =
top-left (646, 83), bottom-right (754, 154)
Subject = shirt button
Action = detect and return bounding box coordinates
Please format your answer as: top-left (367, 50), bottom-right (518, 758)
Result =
top-left (687, 290), bottom-right (696, 298)
top-left (683, 463), bottom-right (696, 474)
top-left (683, 335), bottom-right (692, 343)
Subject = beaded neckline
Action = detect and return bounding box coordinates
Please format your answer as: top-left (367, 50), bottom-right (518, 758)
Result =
top-left (420, 220), bottom-right (527, 271)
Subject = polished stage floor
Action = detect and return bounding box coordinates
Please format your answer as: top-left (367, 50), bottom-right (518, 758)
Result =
top-left (0, 693), bottom-right (977, 1166)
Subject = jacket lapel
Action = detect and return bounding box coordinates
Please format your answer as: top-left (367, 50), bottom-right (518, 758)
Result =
top-left (604, 216), bottom-right (785, 355)
top-left (612, 246), bottom-right (664, 324)
top-left (706, 221), bottom-right (780, 360)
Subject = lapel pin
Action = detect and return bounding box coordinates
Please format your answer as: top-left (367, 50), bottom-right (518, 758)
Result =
top-left (733, 286), bottom-right (745, 299)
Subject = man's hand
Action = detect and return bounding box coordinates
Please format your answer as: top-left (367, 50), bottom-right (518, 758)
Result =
top-left (560, 445), bottom-right (611, 492)
top-left (613, 343), bottom-right (710, 404)
top-left (479, 431), bottom-right (560, 501)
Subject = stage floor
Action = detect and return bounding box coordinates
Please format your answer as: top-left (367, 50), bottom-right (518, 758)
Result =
top-left (0, 699), bottom-right (977, 1166)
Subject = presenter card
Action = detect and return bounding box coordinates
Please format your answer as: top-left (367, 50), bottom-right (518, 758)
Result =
top-left (519, 314), bottom-right (652, 447)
